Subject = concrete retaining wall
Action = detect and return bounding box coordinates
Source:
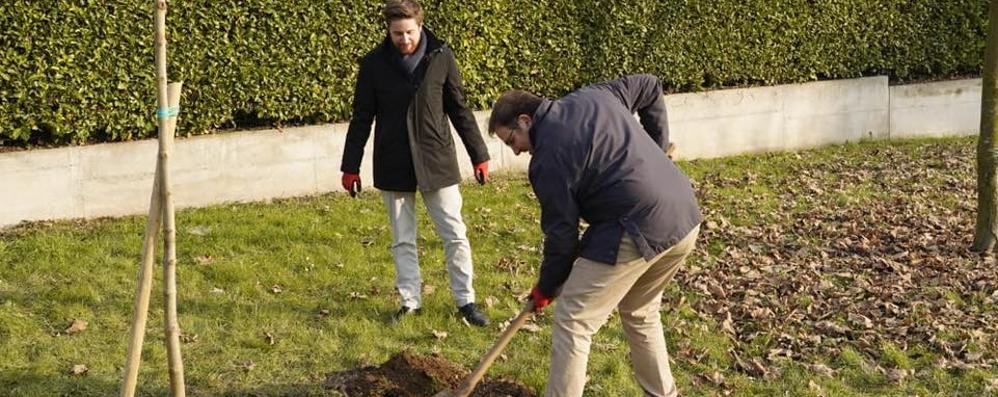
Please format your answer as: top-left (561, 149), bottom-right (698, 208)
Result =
top-left (667, 76), bottom-right (889, 159)
top-left (889, 79), bottom-right (982, 139)
top-left (0, 76), bottom-right (983, 228)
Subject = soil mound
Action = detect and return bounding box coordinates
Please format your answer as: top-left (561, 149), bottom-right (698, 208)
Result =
top-left (324, 352), bottom-right (536, 397)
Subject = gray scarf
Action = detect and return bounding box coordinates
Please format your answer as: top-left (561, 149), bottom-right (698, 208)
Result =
top-left (400, 28), bottom-right (427, 75)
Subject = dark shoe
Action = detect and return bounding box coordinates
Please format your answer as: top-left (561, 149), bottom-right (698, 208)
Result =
top-left (390, 305), bottom-right (421, 324)
top-left (458, 303), bottom-right (489, 327)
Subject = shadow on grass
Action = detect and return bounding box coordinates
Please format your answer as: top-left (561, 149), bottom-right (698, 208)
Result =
top-left (214, 383), bottom-right (339, 396)
top-left (0, 370), bottom-right (163, 396)
top-left (0, 370), bottom-right (337, 396)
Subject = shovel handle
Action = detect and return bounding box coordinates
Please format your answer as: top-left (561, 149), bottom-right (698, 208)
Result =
top-left (475, 169), bottom-right (486, 185)
top-left (349, 179), bottom-right (361, 198)
top-left (453, 300), bottom-right (535, 397)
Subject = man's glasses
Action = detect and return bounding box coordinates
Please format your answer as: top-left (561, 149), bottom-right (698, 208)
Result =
top-left (501, 127), bottom-right (518, 146)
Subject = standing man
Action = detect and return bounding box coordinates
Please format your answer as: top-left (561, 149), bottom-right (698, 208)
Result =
top-left (340, 0), bottom-right (490, 327)
top-left (488, 74), bottom-right (702, 396)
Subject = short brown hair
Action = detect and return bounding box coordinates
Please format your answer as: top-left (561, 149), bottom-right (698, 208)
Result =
top-left (488, 90), bottom-right (543, 135)
top-left (382, 0), bottom-right (423, 25)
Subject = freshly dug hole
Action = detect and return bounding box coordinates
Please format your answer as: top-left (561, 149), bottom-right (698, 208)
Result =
top-left (325, 352), bottom-right (536, 397)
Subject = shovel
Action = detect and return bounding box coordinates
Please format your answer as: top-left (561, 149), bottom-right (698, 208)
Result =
top-left (434, 299), bottom-right (535, 397)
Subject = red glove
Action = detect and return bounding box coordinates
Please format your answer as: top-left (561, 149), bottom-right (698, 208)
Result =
top-left (530, 287), bottom-right (553, 313)
top-left (341, 173), bottom-right (361, 197)
top-left (474, 161), bottom-right (489, 185)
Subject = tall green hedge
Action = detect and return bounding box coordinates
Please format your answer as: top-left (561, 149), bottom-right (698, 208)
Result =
top-left (0, 0), bottom-right (988, 147)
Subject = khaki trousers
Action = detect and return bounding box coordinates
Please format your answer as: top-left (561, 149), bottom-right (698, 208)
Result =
top-left (545, 226), bottom-right (700, 397)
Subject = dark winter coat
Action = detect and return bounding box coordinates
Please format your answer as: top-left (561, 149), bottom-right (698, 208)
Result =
top-left (340, 28), bottom-right (490, 192)
top-left (527, 74), bottom-right (703, 297)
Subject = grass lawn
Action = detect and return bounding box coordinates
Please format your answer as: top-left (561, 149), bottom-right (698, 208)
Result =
top-left (1, 136), bottom-right (995, 396)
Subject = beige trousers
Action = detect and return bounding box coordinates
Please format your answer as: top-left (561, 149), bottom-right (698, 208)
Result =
top-left (545, 226), bottom-right (700, 397)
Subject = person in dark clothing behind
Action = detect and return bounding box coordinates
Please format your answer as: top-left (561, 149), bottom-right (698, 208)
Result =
top-left (488, 74), bottom-right (702, 396)
top-left (340, 0), bottom-right (491, 327)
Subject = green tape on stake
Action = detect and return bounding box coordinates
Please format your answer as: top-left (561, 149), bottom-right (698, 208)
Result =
top-left (156, 106), bottom-right (179, 119)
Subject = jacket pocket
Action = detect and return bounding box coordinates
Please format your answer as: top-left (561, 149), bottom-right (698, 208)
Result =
top-left (422, 124), bottom-right (452, 148)
top-left (417, 103), bottom-right (452, 148)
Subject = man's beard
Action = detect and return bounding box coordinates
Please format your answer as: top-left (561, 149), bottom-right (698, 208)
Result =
top-left (396, 41), bottom-right (417, 55)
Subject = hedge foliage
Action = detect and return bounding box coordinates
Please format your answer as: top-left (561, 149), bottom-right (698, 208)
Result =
top-left (0, 0), bottom-right (988, 146)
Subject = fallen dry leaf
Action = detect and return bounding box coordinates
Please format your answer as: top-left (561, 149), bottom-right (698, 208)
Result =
top-left (348, 292), bottom-right (367, 300)
top-left (807, 380), bottom-right (825, 397)
top-left (721, 312), bottom-right (736, 336)
top-left (65, 319), bottom-right (87, 335)
top-left (431, 330), bottom-right (448, 340)
top-left (965, 351), bottom-right (984, 362)
top-left (749, 358), bottom-right (769, 378)
top-left (180, 333), bottom-right (199, 343)
top-left (241, 361), bottom-right (255, 371)
top-left (809, 363), bottom-right (835, 377)
top-left (848, 313), bottom-right (873, 329)
top-left (70, 364), bottom-right (88, 375)
top-left (187, 225), bottom-right (210, 236)
top-left (708, 283), bottom-right (726, 299)
top-left (706, 371), bottom-right (724, 386)
top-left (884, 368), bottom-right (911, 383)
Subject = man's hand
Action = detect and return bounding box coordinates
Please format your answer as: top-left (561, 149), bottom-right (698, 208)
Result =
top-left (341, 173), bottom-right (361, 197)
top-left (530, 287), bottom-right (553, 313)
top-left (474, 161), bottom-right (489, 185)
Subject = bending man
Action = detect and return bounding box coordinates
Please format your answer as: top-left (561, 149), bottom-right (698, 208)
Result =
top-left (488, 74), bottom-right (702, 396)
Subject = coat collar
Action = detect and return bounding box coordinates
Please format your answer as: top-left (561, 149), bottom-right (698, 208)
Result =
top-left (378, 27), bottom-right (445, 79)
top-left (379, 26), bottom-right (445, 58)
top-left (529, 99), bottom-right (554, 145)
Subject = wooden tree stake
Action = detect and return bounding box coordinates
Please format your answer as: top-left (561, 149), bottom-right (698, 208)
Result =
top-left (120, 1), bottom-right (186, 396)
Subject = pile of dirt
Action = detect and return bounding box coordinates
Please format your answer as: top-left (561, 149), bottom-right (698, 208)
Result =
top-left (324, 352), bottom-right (536, 397)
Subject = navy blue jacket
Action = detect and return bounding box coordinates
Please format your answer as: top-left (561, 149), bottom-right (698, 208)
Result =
top-left (528, 74), bottom-right (703, 297)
